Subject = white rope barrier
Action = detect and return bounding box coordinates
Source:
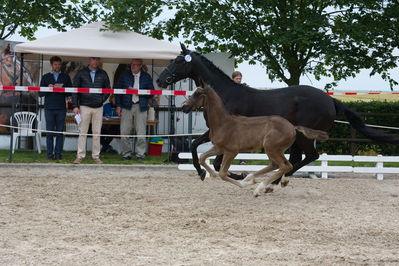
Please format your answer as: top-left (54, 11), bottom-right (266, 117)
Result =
top-left (0, 124), bottom-right (204, 138)
top-left (0, 119), bottom-right (398, 140)
top-left (334, 120), bottom-right (399, 131)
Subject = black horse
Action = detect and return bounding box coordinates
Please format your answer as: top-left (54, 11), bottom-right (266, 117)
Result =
top-left (157, 44), bottom-right (399, 183)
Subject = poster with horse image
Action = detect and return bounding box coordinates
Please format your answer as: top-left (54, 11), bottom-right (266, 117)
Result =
top-left (0, 40), bottom-right (40, 132)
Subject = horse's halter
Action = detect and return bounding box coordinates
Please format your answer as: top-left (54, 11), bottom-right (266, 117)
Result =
top-left (185, 88), bottom-right (206, 110)
top-left (164, 65), bottom-right (177, 85)
top-left (164, 54), bottom-right (192, 85)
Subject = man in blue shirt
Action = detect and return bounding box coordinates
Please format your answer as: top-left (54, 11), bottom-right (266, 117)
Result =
top-left (115, 59), bottom-right (154, 161)
top-left (39, 56), bottom-right (72, 160)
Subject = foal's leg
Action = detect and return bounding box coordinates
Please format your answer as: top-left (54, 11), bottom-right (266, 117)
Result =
top-left (218, 152), bottom-right (247, 188)
top-left (254, 153), bottom-right (293, 197)
top-left (263, 144), bottom-right (302, 193)
top-left (214, 154), bottom-right (247, 181)
top-left (240, 161), bottom-right (278, 187)
top-left (199, 146), bottom-right (221, 178)
top-left (264, 145), bottom-right (300, 192)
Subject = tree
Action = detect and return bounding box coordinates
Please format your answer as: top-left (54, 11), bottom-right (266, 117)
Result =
top-left (321, 1), bottom-right (399, 89)
top-left (94, 0), bottom-right (166, 33)
top-left (100, 0), bottom-right (398, 89)
top-left (157, 1), bottom-right (399, 88)
top-left (17, 0), bottom-right (394, 89)
top-left (0, 0), bottom-right (100, 40)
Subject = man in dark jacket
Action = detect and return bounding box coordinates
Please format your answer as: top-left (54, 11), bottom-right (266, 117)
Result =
top-left (115, 59), bottom-right (154, 161)
top-left (72, 57), bottom-right (110, 164)
top-left (39, 56), bottom-right (72, 160)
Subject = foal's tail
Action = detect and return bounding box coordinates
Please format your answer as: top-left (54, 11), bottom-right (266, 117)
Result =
top-left (333, 98), bottom-right (399, 144)
top-left (295, 126), bottom-right (329, 142)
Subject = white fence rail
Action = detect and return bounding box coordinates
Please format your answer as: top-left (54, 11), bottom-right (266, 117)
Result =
top-left (178, 153), bottom-right (399, 180)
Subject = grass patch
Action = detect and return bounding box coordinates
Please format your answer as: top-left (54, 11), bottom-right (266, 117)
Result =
top-left (2, 150), bottom-right (399, 168)
top-left (0, 150), bottom-right (175, 165)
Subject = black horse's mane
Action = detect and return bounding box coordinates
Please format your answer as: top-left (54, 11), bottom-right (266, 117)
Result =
top-left (192, 51), bottom-right (309, 95)
top-left (192, 51), bottom-right (256, 92)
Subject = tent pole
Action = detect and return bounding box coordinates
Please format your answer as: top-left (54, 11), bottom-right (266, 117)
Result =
top-left (9, 51), bottom-right (18, 162)
top-left (168, 83), bottom-right (176, 155)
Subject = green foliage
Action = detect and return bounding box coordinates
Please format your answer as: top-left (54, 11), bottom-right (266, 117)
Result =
top-left (5, 0), bottom-right (396, 89)
top-left (96, 0), bottom-right (166, 33)
top-left (317, 1), bottom-right (399, 89)
top-left (99, 0), bottom-right (399, 89)
top-left (0, 0), bottom-right (100, 40)
top-left (318, 101), bottom-right (399, 155)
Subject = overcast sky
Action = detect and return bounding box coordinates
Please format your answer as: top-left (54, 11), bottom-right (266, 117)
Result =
top-left (9, 26), bottom-right (397, 92)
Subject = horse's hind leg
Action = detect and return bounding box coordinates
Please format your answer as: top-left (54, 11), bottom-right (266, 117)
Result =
top-left (213, 154), bottom-right (223, 171)
top-left (199, 146), bottom-right (221, 178)
top-left (254, 153), bottom-right (293, 197)
top-left (192, 131), bottom-right (210, 180)
top-left (240, 162), bottom-right (278, 187)
top-left (268, 142), bottom-right (301, 188)
top-left (286, 137), bottom-right (319, 176)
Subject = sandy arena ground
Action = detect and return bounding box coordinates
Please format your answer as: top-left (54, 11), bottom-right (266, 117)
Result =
top-left (0, 164), bottom-right (398, 265)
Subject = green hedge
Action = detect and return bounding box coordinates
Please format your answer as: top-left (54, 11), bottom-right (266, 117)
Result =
top-left (317, 101), bottom-right (399, 155)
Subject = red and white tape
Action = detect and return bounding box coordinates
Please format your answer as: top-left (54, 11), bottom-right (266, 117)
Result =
top-left (327, 92), bottom-right (399, 96)
top-left (0, 86), bottom-right (193, 96)
top-left (1, 85), bottom-right (398, 96)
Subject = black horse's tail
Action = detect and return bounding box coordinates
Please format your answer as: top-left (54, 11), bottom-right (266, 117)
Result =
top-left (333, 98), bottom-right (399, 144)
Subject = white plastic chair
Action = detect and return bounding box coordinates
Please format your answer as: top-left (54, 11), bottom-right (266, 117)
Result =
top-left (10, 111), bottom-right (41, 154)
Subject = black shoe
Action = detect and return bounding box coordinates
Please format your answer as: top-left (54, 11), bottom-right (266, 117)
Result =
top-left (47, 154), bottom-right (54, 160)
top-left (122, 156), bottom-right (132, 161)
top-left (54, 154), bottom-right (62, 160)
top-left (136, 156), bottom-right (145, 161)
top-left (105, 146), bottom-right (118, 154)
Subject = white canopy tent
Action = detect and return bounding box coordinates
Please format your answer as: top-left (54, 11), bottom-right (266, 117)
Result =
top-left (15, 22), bottom-right (181, 65)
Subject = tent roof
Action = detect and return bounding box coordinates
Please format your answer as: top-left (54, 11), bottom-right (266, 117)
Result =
top-left (15, 22), bottom-right (181, 65)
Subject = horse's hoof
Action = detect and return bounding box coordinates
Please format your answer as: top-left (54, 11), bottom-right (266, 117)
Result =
top-left (199, 169), bottom-right (207, 181)
top-left (264, 187), bottom-right (274, 193)
top-left (281, 179), bottom-right (289, 187)
top-left (241, 171), bottom-right (249, 179)
top-left (254, 183), bottom-right (266, 196)
top-left (228, 172), bottom-right (244, 180)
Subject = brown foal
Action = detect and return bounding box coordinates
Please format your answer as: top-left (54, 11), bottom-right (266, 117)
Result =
top-left (183, 86), bottom-right (329, 197)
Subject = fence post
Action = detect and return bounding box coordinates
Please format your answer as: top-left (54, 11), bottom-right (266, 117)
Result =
top-left (376, 154), bottom-right (384, 181)
top-left (321, 153), bottom-right (328, 179)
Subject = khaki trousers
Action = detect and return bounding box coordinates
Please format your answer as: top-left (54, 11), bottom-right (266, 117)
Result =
top-left (120, 104), bottom-right (147, 158)
top-left (77, 105), bottom-right (103, 159)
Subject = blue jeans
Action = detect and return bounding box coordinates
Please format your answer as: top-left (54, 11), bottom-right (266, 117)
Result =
top-left (45, 109), bottom-right (66, 156)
